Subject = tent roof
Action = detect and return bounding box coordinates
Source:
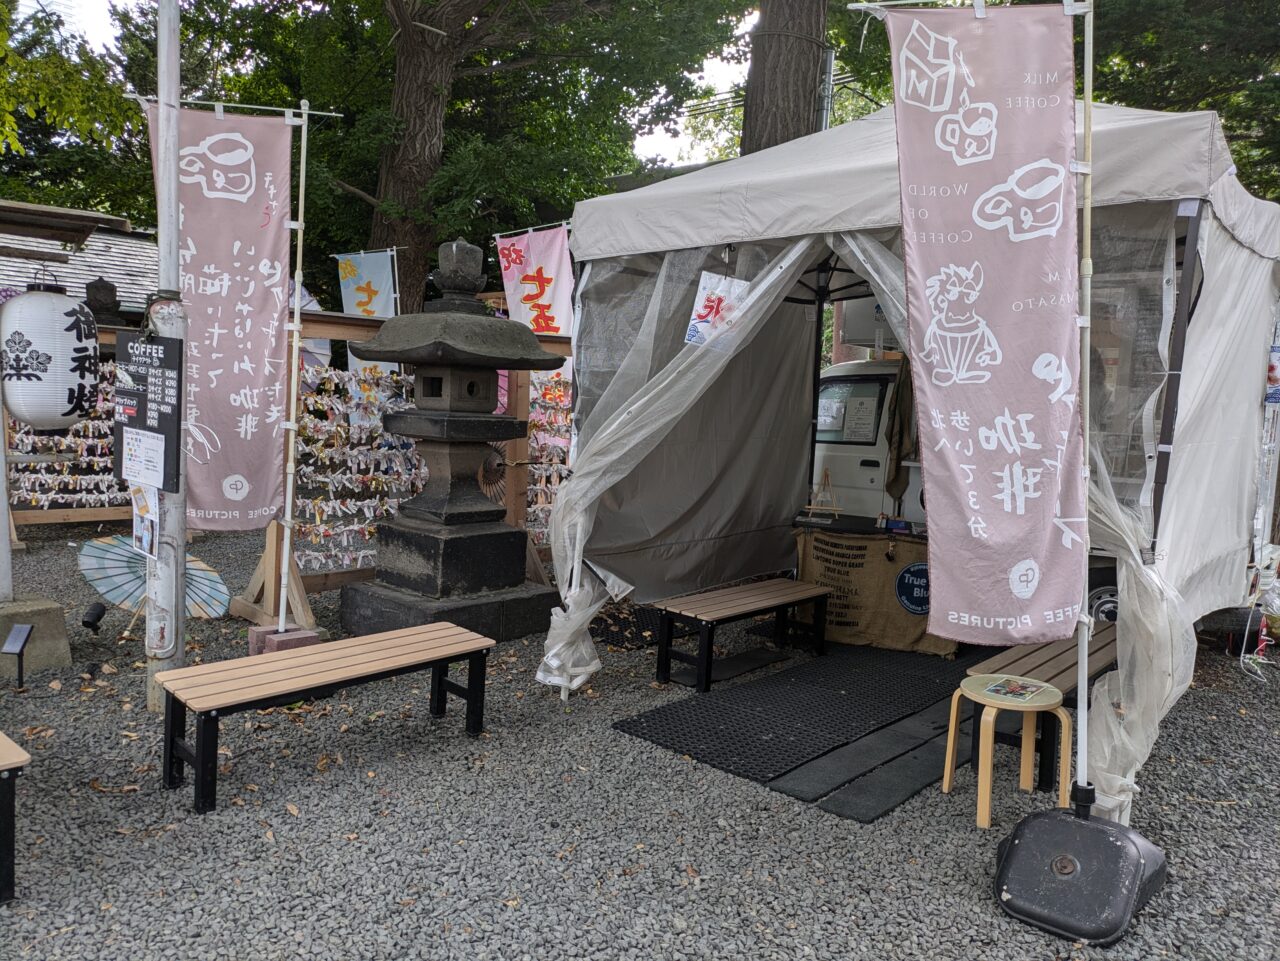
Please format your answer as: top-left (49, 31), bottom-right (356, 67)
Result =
top-left (571, 102), bottom-right (1232, 262)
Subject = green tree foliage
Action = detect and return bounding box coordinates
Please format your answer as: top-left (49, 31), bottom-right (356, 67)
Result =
top-left (829, 0), bottom-right (1280, 198)
top-left (0, 4), bottom-right (132, 155)
top-left (1090, 0), bottom-right (1280, 199)
top-left (688, 1), bottom-right (1280, 200)
top-left (1, 1), bottom-right (752, 307)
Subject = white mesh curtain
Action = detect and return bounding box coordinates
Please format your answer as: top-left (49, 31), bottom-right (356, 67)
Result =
top-left (538, 237), bottom-right (821, 695)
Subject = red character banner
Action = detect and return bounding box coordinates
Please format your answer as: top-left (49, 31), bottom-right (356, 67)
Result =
top-left (146, 106), bottom-right (292, 530)
top-left (887, 6), bottom-right (1085, 644)
top-left (495, 225), bottom-right (575, 338)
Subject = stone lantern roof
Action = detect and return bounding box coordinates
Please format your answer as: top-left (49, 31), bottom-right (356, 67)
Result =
top-left (349, 238), bottom-right (564, 371)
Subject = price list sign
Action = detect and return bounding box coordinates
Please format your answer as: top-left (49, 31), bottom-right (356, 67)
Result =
top-left (113, 332), bottom-right (184, 493)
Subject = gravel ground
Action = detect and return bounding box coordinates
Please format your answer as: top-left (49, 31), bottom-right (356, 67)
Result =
top-left (1, 524), bottom-right (1277, 961)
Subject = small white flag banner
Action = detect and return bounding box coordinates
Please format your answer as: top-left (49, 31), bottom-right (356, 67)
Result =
top-left (495, 225), bottom-right (574, 338)
top-left (685, 271), bottom-right (750, 346)
top-left (336, 250), bottom-right (397, 318)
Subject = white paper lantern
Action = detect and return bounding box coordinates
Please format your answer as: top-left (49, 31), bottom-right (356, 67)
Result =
top-left (0, 282), bottom-right (100, 430)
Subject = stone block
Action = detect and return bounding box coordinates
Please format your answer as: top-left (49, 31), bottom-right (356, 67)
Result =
top-left (249, 622), bottom-right (297, 656)
top-left (383, 409), bottom-right (525, 443)
top-left (375, 515), bottom-right (526, 597)
top-left (0, 596), bottom-right (70, 682)
top-left (263, 628), bottom-right (322, 654)
top-left (341, 579), bottom-right (560, 643)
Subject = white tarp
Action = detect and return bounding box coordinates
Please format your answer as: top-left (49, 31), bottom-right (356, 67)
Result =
top-left (547, 103), bottom-right (1280, 822)
top-left (572, 103), bottom-right (1232, 262)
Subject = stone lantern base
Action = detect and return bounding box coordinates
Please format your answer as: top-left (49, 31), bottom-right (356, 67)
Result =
top-left (340, 578), bottom-right (559, 644)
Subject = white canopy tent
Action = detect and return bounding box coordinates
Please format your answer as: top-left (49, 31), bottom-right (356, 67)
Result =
top-left (541, 102), bottom-right (1280, 823)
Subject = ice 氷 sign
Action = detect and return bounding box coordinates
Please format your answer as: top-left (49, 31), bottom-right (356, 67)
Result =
top-left (886, 5), bottom-right (1085, 644)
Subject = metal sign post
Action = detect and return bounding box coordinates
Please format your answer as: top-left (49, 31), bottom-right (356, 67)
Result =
top-left (145, 0), bottom-right (188, 711)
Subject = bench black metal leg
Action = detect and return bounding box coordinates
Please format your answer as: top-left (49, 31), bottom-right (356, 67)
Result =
top-left (812, 596), bottom-right (828, 656)
top-left (695, 622), bottom-right (714, 693)
top-left (773, 606), bottom-right (788, 647)
top-left (193, 712), bottom-right (219, 814)
top-left (465, 651), bottom-right (487, 736)
top-left (1038, 709), bottom-right (1059, 792)
top-left (162, 692), bottom-right (187, 789)
top-left (0, 770), bottom-right (16, 904)
top-left (430, 663), bottom-right (448, 718)
top-left (656, 613), bottom-right (673, 683)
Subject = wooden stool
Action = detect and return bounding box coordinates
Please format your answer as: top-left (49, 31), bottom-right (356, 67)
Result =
top-left (942, 673), bottom-right (1072, 829)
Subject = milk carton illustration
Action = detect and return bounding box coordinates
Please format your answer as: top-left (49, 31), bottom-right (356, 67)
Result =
top-left (898, 19), bottom-right (960, 112)
top-left (920, 262), bottom-right (1002, 387)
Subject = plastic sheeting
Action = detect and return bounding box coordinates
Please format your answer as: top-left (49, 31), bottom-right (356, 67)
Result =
top-left (536, 237), bottom-right (821, 695)
top-left (1089, 176), bottom-right (1280, 820)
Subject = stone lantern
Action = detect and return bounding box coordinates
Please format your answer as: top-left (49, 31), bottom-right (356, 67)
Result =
top-left (339, 239), bottom-right (565, 642)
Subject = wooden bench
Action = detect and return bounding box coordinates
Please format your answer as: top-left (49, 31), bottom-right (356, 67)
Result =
top-left (1, 731), bottom-right (30, 904)
top-left (156, 623), bottom-right (494, 813)
top-left (653, 578), bottom-right (831, 692)
top-left (963, 623), bottom-right (1119, 790)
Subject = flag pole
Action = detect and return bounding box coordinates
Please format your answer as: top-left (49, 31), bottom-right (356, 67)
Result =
top-left (277, 101), bottom-right (309, 632)
top-left (1073, 0), bottom-right (1096, 813)
top-left (145, 0), bottom-right (188, 711)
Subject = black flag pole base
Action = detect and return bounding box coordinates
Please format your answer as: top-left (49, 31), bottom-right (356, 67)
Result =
top-left (994, 783), bottom-right (1167, 947)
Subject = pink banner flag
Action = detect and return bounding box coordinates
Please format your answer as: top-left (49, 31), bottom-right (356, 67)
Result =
top-left (495, 226), bottom-right (574, 338)
top-left (887, 6), bottom-right (1085, 644)
top-left (146, 107), bottom-right (292, 530)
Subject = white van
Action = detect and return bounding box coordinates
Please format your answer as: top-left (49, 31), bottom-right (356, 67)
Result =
top-left (811, 359), bottom-right (925, 524)
top-left (810, 358), bottom-right (1123, 622)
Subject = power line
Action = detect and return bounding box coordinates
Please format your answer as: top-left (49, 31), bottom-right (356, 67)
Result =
top-left (680, 72), bottom-right (868, 119)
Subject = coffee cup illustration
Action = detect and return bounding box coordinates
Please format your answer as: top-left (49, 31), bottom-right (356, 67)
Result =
top-left (179, 131), bottom-right (257, 203)
top-left (935, 94), bottom-right (998, 165)
top-left (972, 158), bottom-right (1067, 242)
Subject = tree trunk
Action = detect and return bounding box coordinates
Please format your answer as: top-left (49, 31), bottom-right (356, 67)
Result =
top-left (739, 0), bottom-right (829, 155)
top-left (368, 33), bottom-right (457, 312)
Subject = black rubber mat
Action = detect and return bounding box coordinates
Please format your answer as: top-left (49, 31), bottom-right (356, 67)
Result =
top-left (614, 645), bottom-right (988, 783)
top-left (818, 736), bottom-right (970, 822)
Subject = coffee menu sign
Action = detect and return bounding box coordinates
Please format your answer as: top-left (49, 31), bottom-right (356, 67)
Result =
top-left (886, 6), bottom-right (1086, 645)
top-left (113, 332), bottom-right (184, 494)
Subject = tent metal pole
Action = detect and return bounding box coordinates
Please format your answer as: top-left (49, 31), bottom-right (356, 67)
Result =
top-left (1149, 201), bottom-right (1204, 550)
top-left (1075, 0), bottom-right (1096, 802)
top-left (807, 258), bottom-right (833, 507)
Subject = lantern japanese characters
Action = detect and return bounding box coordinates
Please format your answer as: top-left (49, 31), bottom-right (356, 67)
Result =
top-left (0, 282), bottom-right (100, 430)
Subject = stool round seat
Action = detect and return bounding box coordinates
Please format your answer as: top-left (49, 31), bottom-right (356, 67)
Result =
top-left (960, 673), bottom-right (1064, 711)
top-left (943, 673), bottom-right (1072, 828)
